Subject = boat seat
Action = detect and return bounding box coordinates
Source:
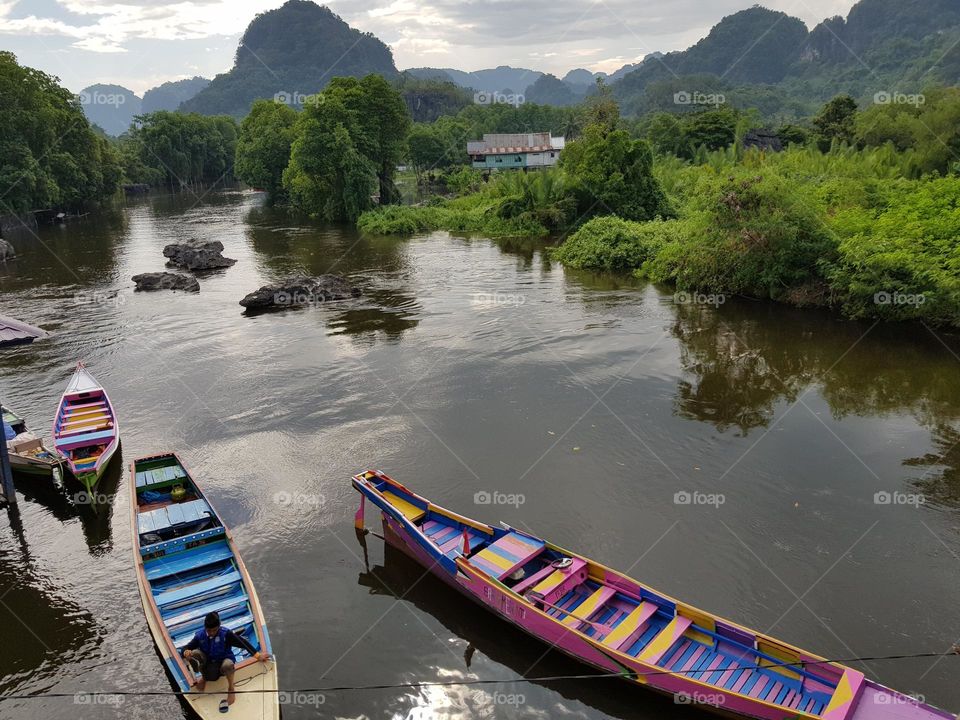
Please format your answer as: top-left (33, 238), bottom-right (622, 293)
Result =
top-left (601, 601), bottom-right (658, 650)
top-left (55, 429), bottom-right (113, 448)
top-left (59, 421), bottom-right (113, 437)
top-left (511, 563), bottom-right (558, 595)
top-left (563, 586), bottom-right (616, 626)
top-left (161, 589), bottom-right (249, 628)
top-left (638, 615), bottom-right (692, 664)
top-left (144, 541), bottom-right (233, 580)
top-left (468, 532), bottom-right (545, 580)
top-left (137, 499), bottom-right (213, 535)
top-left (171, 611), bottom-right (254, 649)
top-left (62, 407), bottom-right (109, 420)
top-left (382, 490), bottom-right (426, 523)
top-left (136, 465), bottom-right (187, 488)
top-left (153, 570), bottom-right (242, 609)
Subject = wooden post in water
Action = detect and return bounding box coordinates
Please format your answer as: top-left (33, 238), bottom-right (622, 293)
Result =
top-left (0, 401), bottom-right (15, 506)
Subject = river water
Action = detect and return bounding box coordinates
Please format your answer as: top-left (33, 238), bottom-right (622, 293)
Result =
top-left (1, 189), bottom-right (959, 720)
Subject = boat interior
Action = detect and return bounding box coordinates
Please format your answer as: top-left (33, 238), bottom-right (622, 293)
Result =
top-left (54, 389), bottom-right (115, 473)
top-left (366, 474), bottom-right (842, 718)
top-left (134, 455), bottom-right (262, 666)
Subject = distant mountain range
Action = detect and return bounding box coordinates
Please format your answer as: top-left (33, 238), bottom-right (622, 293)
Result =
top-left (80, 0), bottom-right (960, 130)
top-left (79, 77), bottom-right (210, 135)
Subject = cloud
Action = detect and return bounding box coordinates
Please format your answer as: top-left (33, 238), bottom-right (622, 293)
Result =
top-left (2, 0), bottom-right (859, 88)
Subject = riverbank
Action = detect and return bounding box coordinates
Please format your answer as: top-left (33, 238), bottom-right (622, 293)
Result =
top-left (360, 145), bottom-right (960, 328)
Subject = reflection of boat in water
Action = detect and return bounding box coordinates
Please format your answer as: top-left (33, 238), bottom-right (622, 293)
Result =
top-left (3, 406), bottom-right (63, 477)
top-left (353, 470), bottom-right (955, 720)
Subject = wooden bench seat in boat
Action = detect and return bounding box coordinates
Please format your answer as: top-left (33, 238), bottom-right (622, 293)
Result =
top-left (171, 610), bottom-right (254, 649)
top-left (153, 570), bottom-right (242, 609)
top-left (54, 429), bottom-right (114, 449)
top-left (524, 558), bottom-right (588, 606)
top-left (59, 421), bottom-right (113, 437)
top-left (144, 540), bottom-right (233, 581)
top-left (600, 601), bottom-right (658, 650)
top-left (468, 532), bottom-right (545, 580)
top-left (563, 586), bottom-right (616, 626)
top-left (137, 499), bottom-right (213, 535)
top-left (135, 465), bottom-right (188, 488)
top-left (382, 490), bottom-right (426, 522)
top-left (162, 588), bottom-right (249, 629)
top-left (638, 615), bottom-right (693, 664)
top-left (64, 400), bottom-right (106, 411)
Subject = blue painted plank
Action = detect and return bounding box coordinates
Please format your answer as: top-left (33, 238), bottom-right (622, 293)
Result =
top-left (162, 590), bottom-right (248, 628)
top-left (154, 570), bottom-right (241, 608)
top-left (144, 541), bottom-right (233, 581)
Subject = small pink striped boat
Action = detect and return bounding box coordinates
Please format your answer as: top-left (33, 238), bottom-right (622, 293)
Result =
top-left (352, 470), bottom-right (954, 720)
top-left (52, 362), bottom-right (119, 492)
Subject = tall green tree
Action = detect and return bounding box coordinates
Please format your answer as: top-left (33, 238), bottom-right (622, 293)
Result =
top-left (813, 95), bottom-right (858, 151)
top-left (561, 122), bottom-right (671, 221)
top-left (235, 100), bottom-right (297, 202)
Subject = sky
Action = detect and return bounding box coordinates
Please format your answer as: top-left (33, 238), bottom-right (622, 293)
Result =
top-left (0, 0), bottom-right (858, 94)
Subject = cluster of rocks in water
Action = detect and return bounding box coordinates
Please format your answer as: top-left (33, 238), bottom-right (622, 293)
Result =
top-left (239, 274), bottom-right (362, 311)
top-left (132, 239), bottom-right (235, 293)
top-left (0, 238), bottom-right (15, 262)
top-left (130, 239), bottom-right (361, 311)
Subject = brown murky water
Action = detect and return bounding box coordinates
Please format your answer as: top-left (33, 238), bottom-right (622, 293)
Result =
top-left (1, 189), bottom-right (959, 719)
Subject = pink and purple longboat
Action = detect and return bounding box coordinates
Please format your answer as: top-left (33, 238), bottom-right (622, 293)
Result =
top-left (352, 470), bottom-right (954, 720)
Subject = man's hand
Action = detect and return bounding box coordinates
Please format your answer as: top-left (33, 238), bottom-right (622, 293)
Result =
top-left (255, 652), bottom-right (270, 662)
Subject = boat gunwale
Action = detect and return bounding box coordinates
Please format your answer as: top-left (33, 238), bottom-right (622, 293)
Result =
top-left (129, 451), bottom-right (272, 694)
top-left (354, 470), bottom-right (847, 718)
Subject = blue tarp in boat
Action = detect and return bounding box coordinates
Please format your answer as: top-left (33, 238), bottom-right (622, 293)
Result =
top-left (3, 419), bottom-right (15, 441)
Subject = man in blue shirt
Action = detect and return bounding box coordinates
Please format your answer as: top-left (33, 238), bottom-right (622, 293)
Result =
top-left (182, 611), bottom-right (269, 706)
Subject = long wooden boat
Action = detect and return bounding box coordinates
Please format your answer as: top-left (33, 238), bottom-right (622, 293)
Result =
top-left (52, 362), bottom-right (119, 491)
top-left (4, 407), bottom-right (62, 476)
top-left (130, 453), bottom-right (278, 719)
top-left (352, 470), bottom-right (954, 720)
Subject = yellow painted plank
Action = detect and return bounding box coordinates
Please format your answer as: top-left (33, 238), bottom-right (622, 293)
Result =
top-left (602, 602), bottom-right (653, 648)
top-left (562, 587), bottom-right (613, 626)
top-left (381, 491), bottom-right (426, 522)
top-left (473, 548), bottom-right (514, 571)
top-left (639, 616), bottom-right (691, 663)
top-left (531, 570), bottom-right (565, 595)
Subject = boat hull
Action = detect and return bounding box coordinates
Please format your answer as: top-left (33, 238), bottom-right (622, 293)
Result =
top-left (353, 472), bottom-right (955, 720)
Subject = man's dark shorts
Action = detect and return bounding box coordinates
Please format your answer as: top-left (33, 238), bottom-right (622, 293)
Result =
top-left (185, 649), bottom-right (235, 681)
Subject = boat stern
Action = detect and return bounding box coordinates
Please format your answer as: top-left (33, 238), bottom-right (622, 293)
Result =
top-left (847, 680), bottom-right (954, 720)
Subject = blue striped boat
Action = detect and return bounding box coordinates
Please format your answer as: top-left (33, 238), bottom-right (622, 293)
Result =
top-left (130, 452), bottom-right (278, 719)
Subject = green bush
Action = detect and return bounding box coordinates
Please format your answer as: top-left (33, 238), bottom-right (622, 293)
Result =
top-left (553, 216), bottom-right (686, 272)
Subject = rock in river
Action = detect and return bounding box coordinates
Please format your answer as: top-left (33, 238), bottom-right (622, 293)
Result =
top-left (0, 238), bottom-right (14, 262)
top-left (132, 272), bottom-right (200, 292)
top-left (239, 275), bottom-right (361, 310)
top-left (163, 239), bottom-right (236, 271)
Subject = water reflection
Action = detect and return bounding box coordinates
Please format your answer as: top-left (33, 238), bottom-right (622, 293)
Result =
top-left (356, 538), bottom-right (700, 720)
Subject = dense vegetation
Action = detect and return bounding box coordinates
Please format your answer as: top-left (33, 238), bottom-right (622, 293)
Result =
top-left (181, 0), bottom-right (397, 118)
top-left (0, 52), bottom-right (122, 214)
top-left (118, 112), bottom-right (238, 188)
